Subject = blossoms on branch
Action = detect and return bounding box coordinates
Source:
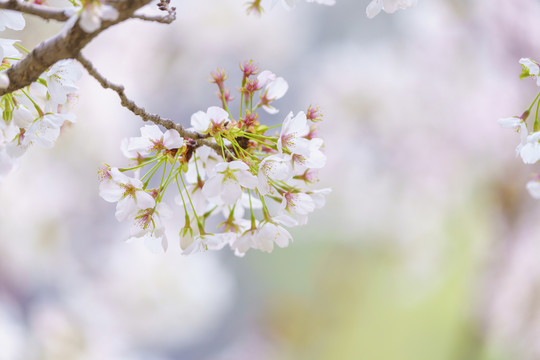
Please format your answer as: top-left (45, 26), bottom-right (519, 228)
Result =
top-left (499, 58), bottom-right (540, 198)
top-left (99, 62), bottom-right (329, 256)
top-left (0, 55), bottom-right (82, 179)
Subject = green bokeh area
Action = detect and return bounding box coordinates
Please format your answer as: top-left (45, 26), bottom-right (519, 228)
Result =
top-left (246, 198), bottom-right (507, 360)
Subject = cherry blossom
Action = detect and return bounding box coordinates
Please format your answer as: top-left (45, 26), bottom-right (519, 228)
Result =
top-left (78, 1), bottom-right (119, 33)
top-left (526, 178), bottom-right (540, 199)
top-left (128, 203), bottom-right (172, 253)
top-left (277, 111), bottom-right (311, 156)
top-left (520, 58), bottom-right (540, 86)
top-left (259, 75), bottom-right (288, 114)
top-left (0, 10), bottom-right (25, 31)
top-left (257, 221), bottom-right (293, 253)
top-left (44, 60), bottom-right (83, 107)
top-left (191, 106), bottom-right (230, 135)
top-left (98, 167), bottom-right (156, 221)
top-left (366, 0), bottom-right (417, 19)
top-left (126, 125), bottom-right (183, 156)
top-left (99, 63), bottom-right (329, 256)
top-left (202, 161), bottom-right (258, 205)
top-left (257, 153), bottom-right (292, 195)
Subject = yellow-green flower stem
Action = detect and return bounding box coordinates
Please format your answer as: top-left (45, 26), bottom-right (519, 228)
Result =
top-left (258, 193), bottom-right (272, 221)
top-left (20, 89), bottom-right (44, 117)
top-left (533, 97), bottom-right (540, 132)
top-left (141, 157), bottom-right (166, 188)
top-left (527, 92), bottom-right (540, 112)
top-left (175, 176), bottom-right (191, 226)
top-left (248, 189), bottom-right (256, 230)
top-left (216, 134), bottom-right (238, 161)
top-left (13, 43), bottom-right (30, 54)
top-left (274, 180), bottom-right (296, 193)
top-left (157, 149), bottom-right (183, 203)
top-left (178, 172), bottom-right (205, 234)
top-left (2, 94), bottom-right (13, 123)
top-left (220, 91), bottom-right (234, 120)
top-left (240, 76), bottom-right (247, 119)
top-left (192, 153), bottom-right (202, 179)
top-left (121, 155), bottom-right (164, 173)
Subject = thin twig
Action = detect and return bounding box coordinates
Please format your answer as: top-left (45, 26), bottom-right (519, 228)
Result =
top-left (132, 12), bottom-right (176, 24)
top-left (0, 0), bottom-right (153, 96)
top-left (0, 0), bottom-right (70, 21)
top-left (76, 53), bottom-right (222, 153)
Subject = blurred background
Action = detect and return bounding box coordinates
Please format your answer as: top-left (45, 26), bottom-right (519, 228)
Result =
top-left (2, 0), bottom-right (540, 358)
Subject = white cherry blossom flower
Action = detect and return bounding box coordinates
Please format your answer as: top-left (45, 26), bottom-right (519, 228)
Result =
top-left (0, 39), bottom-right (20, 61)
top-left (79, 1), bottom-right (119, 33)
top-left (526, 178), bottom-right (540, 199)
top-left (308, 187), bottom-right (332, 208)
top-left (366, 0), bottom-right (417, 19)
top-left (257, 70), bottom-right (276, 88)
top-left (520, 58), bottom-right (540, 86)
top-left (260, 0), bottom-right (334, 11)
top-left (202, 161), bottom-right (257, 205)
top-left (191, 106), bottom-right (230, 134)
top-left (185, 145), bottom-right (220, 183)
top-left (0, 10), bottom-right (25, 31)
top-left (176, 182), bottom-right (207, 216)
top-left (277, 111), bottom-right (311, 156)
top-left (126, 125), bottom-right (183, 156)
top-left (291, 137), bottom-right (327, 173)
top-left (257, 222), bottom-right (293, 253)
top-left (259, 76), bottom-right (288, 114)
top-left (98, 168), bottom-right (156, 221)
top-left (279, 191), bottom-right (316, 217)
top-left (13, 105), bottom-right (35, 129)
top-left (230, 228), bottom-right (258, 257)
top-left (498, 116), bottom-right (524, 129)
top-left (22, 114), bottom-right (66, 149)
top-left (182, 233), bottom-right (230, 255)
top-left (44, 60), bottom-right (82, 106)
top-left (257, 153), bottom-right (292, 195)
top-left (128, 203), bottom-right (172, 253)
top-left (519, 131), bottom-right (540, 164)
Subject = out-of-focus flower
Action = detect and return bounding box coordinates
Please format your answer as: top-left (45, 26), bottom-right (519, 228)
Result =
top-left (520, 58), bottom-right (540, 86)
top-left (366, 0), bottom-right (417, 19)
top-left (78, 1), bottom-right (119, 33)
top-left (44, 60), bottom-right (83, 107)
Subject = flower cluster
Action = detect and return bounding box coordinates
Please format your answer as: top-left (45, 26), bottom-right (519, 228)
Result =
top-left (99, 61), bottom-right (330, 256)
top-left (0, 11), bottom-right (82, 179)
top-left (499, 58), bottom-right (540, 198)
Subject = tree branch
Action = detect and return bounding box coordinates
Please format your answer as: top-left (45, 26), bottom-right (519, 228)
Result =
top-left (76, 53), bottom-right (223, 153)
top-left (0, 0), bottom-right (70, 22)
top-left (0, 0), bottom-right (153, 96)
